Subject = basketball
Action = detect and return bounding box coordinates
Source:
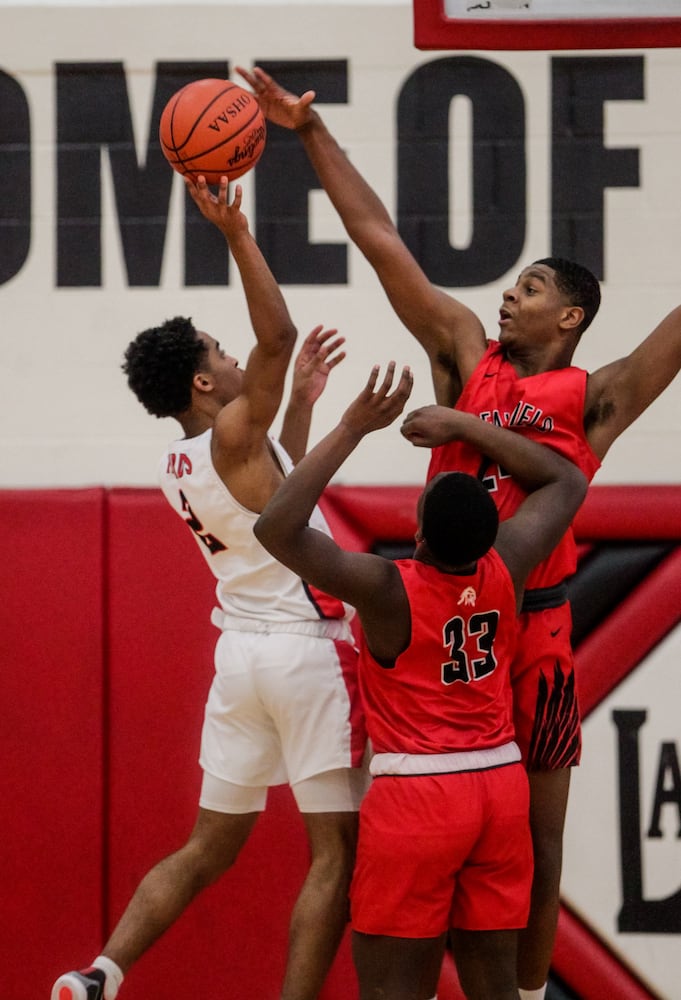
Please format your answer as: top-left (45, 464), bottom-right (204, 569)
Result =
top-left (159, 79), bottom-right (266, 184)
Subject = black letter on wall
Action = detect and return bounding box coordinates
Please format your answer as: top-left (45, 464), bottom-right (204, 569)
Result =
top-left (551, 56), bottom-right (643, 280)
top-left (255, 61), bottom-right (348, 284)
top-left (647, 742), bottom-right (681, 839)
top-left (0, 71), bottom-right (30, 286)
top-left (57, 61), bottom-right (231, 287)
top-left (614, 709), bottom-right (681, 933)
top-left (397, 56), bottom-right (526, 287)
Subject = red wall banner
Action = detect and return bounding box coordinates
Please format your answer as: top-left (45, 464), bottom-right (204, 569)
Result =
top-left (1, 485), bottom-right (678, 1000)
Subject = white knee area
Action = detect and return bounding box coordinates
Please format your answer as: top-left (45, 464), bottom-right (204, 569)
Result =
top-left (519, 987), bottom-right (547, 1000)
top-left (292, 767), bottom-right (367, 812)
top-left (199, 771), bottom-right (268, 813)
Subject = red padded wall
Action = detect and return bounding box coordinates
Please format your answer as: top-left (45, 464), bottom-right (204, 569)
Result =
top-left (0, 489), bottom-right (106, 1000)
top-left (4, 485), bottom-right (678, 1000)
top-left (105, 489), bottom-right (357, 1000)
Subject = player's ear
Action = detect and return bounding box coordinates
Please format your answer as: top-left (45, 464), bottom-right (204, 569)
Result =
top-left (559, 305), bottom-right (584, 334)
top-left (193, 371), bottom-right (213, 393)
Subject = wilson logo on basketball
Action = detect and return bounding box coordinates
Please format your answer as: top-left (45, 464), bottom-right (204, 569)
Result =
top-left (228, 125), bottom-right (267, 169)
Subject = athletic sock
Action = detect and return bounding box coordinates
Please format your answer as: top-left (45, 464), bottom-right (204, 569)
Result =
top-left (519, 987), bottom-right (547, 1000)
top-left (92, 955), bottom-right (124, 1000)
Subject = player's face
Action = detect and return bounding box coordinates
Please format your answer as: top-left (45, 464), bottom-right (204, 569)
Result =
top-left (498, 264), bottom-right (570, 347)
top-left (196, 331), bottom-right (243, 403)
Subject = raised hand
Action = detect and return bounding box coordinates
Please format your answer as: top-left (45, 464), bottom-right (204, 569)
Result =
top-left (291, 326), bottom-right (347, 407)
top-left (341, 363), bottom-right (414, 439)
top-left (236, 65), bottom-right (316, 131)
top-left (185, 176), bottom-right (248, 238)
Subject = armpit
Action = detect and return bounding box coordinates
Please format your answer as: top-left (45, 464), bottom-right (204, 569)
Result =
top-left (583, 394), bottom-right (616, 432)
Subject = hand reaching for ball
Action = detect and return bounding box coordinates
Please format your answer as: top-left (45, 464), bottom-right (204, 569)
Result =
top-left (236, 65), bottom-right (316, 132)
top-left (185, 176), bottom-right (248, 239)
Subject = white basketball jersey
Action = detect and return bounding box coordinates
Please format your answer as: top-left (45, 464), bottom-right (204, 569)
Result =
top-left (159, 429), bottom-right (352, 625)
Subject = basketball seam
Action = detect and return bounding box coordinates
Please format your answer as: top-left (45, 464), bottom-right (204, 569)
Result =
top-left (167, 81), bottom-right (240, 154)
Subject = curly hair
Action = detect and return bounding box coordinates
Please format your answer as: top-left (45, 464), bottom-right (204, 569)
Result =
top-left (422, 472), bottom-right (499, 566)
top-left (122, 316), bottom-right (208, 418)
top-left (533, 257), bottom-right (601, 336)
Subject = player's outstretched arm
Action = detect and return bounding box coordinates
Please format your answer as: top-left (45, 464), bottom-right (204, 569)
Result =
top-left (255, 363), bottom-right (413, 611)
top-left (584, 304), bottom-right (681, 460)
top-left (279, 325), bottom-right (346, 464)
top-left (402, 404), bottom-right (588, 601)
top-left (403, 405), bottom-right (583, 497)
top-left (186, 176), bottom-right (297, 446)
top-left (238, 65), bottom-right (486, 403)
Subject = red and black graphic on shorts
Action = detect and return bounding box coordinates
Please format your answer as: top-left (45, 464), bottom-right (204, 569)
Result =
top-left (526, 662), bottom-right (581, 771)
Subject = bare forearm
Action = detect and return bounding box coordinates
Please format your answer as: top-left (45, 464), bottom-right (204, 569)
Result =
top-left (297, 114), bottom-right (485, 374)
top-left (297, 113), bottom-right (394, 249)
top-left (451, 411), bottom-right (580, 491)
top-left (227, 230), bottom-right (296, 347)
top-left (255, 422), bottom-right (360, 554)
top-left (279, 399), bottom-right (313, 464)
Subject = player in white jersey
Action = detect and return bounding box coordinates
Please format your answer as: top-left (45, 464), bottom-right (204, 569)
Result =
top-left (160, 430), bottom-right (353, 624)
top-left (51, 177), bottom-right (368, 1000)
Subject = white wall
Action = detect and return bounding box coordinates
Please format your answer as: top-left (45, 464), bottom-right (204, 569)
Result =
top-left (0, 2), bottom-right (679, 492)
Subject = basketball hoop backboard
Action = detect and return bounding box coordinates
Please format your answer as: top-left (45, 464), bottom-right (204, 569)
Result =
top-left (414, 0), bottom-right (681, 49)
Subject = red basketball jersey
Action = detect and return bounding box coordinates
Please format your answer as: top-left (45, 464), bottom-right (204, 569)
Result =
top-left (359, 554), bottom-right (518, 754)
top-left (427, 341), bottom-right (601, 588)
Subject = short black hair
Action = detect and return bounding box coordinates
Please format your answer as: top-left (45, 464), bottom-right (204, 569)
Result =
top-left (533, 257), bottom-right (601, 335)
top-left (122, 316), bottom-right (207, 418)
top-left (422, 473), bottom-right (499, 566)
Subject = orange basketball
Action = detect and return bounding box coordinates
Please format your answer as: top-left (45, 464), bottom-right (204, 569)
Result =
top-left (159, 79), bottom-right (266, 184)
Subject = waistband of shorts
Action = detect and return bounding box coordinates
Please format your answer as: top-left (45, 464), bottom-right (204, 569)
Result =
top-left (370, 741), bottom-right (521, 777)
top-left (520, 581), bottom-right (569, 613)
top-left (211, 607), bottom-right (353, 641)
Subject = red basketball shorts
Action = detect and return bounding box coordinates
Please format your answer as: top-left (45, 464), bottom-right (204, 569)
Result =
top-left (511, 602), bottom-right (582, 771)
top-left (350, 764), bottom-right (532, 937)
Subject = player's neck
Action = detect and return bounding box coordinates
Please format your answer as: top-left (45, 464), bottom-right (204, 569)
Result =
top-left (504, 339), bottom-right (576, 377)
top-left (415, 546), bottom-right (477, 576)
top-left (179, 391), bottom-right (226, 439)
top-left (178, 408), bottom-right (214, 440)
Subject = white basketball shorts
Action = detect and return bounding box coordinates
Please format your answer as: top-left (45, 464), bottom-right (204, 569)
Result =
top-left (199, 621), bottom-right (368, 813)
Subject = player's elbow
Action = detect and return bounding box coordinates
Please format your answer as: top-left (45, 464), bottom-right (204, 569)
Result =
top-left (253, 512), bottom-right (279, 556)
top-left (277, 321), bottom-right (298, 352)
top-left (254, 512), bottom-right (296, 567)
top-left (260, 321), bottom-right (298, 360)
top-left (564, 467), bottom-right (589, 518)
